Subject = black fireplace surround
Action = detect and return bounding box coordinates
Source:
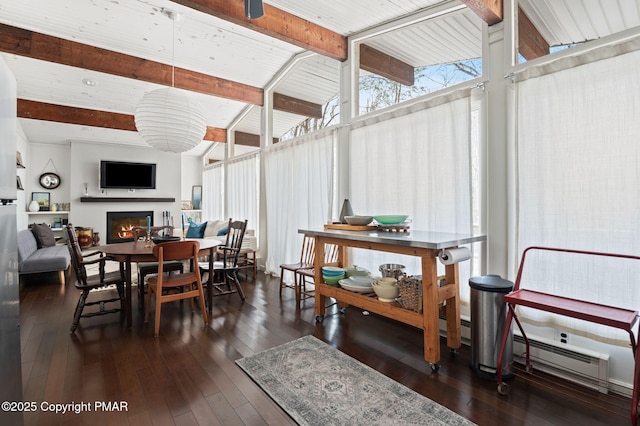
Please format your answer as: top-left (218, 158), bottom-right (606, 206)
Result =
top-left (106, 211), bottom-right (153, 244)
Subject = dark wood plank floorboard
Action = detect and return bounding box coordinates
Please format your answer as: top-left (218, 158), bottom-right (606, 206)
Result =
top-left (13, 270), bottom-right (632, 425)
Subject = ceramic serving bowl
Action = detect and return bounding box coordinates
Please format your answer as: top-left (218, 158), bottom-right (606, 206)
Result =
top-left (323, 273), bottom-right (345, 285)
top-left (321, 266), bottom-right (346, 277)
top-left (376, 277), bottom-right (398, 286)
top-left (373, 215), bottom-right (409, 225)
top-left (344, 215), bottom-right (374, 226)
top-left (345, 265), bottom-right (370, 278)
top-left (338, 278), bottom-right (374, 293)
top-left (371, 279), bottom-right (399, 301)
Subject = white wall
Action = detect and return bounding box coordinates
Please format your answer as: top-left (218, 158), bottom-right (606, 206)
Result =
top-left (66, 142), bottom-right (184, 239)
top-left (16, 123), bottom-right (28, 229)
top-left (181, 155), bottom-right (202, 206)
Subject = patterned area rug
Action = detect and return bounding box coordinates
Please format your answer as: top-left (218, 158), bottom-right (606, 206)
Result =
top-left (236, 335), bottom-right (476, 425)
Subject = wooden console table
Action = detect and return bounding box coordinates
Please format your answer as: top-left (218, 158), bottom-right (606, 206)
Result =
top-left (299, 228), bottom-right (486, 369)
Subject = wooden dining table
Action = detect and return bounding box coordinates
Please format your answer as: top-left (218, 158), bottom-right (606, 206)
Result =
top-left (98, 238), bottom-right (220, 327)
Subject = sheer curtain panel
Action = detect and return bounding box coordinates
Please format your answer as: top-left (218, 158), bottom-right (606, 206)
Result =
top-left (226, 154), bottom-right (259, 231)
top-left (349, 95), bottom-right (474, 302)
top-left (516, 49), bottom-right (640, 344)
top-left (263, 130), bottom-right (335, 275)
top-left (202, 164), bottom-right (223, 221)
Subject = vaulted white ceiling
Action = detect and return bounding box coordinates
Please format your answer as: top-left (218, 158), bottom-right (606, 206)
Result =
top-left (0, 0), bottom-right (637, 161)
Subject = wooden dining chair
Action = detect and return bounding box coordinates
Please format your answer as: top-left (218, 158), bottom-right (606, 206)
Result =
top-left (200, 219), bottom-right (248, 302)
top-left (64, 224), bottom-right (125, 333)
top-left (279, 235), bottom-right (315, 301)
top-left (144, 240), bottom-right (208, 337)
top-left (131, 226), bottom-right (184, 312)
top-left (296, 243), bottom-right (340, 303)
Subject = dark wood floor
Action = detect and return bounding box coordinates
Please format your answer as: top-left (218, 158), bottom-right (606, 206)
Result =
top-left (16, 269), bottom-right (632, 426)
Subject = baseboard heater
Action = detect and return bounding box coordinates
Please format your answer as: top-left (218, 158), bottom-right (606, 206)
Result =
top-left (440, 315), bottom-right (612, 394)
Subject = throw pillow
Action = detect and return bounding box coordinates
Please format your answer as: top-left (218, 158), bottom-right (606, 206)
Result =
top-left (186, 222), bottom-right (207, 238)
top-left (204, 220), bottom-right (227, 238)
top-left (216, 226), bottom-right (228, 236)
top-left (31, 223), bottom-right (56, 248)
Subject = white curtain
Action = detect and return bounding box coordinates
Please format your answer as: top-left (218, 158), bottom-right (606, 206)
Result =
top-left (263, 130), bottom-right (335, 275)
top-left (227, 153), bottom-right (259, 231)
top-left (202, 163), bottom-right (223, 221)
top-left (516, 49), bottom-right (640, 344)
top-left (349, 94), bottom-right (474, 302)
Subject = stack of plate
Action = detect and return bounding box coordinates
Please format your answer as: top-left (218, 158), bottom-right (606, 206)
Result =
top-left (338, 276), bottom-right (374, 293)
top-left (322, 266), bottom-right (345, 285)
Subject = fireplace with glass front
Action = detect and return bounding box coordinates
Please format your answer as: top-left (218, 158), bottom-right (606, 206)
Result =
top-left (106, 211), bottom-right (153, 244)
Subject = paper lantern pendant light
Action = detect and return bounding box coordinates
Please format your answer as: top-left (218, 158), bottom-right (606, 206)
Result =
top-left (133, 9), bottom-right (207, 153)
top-left (134, 87), bottom-right (207, 153)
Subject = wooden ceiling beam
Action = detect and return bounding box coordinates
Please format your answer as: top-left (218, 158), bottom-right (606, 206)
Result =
top-left (171, 0), bottom-right (347, 61)
top-left (233, 131), bottom-right (278, 147)
top-left (360, 44), bottom-right (414, 86)
top-left (518, 8), bottom-right (549, 60)
top-left (273, 93), bottom-right (323, 118)
top-left (17, 99), bottom-right (228, 143)
top-left (1, 23), bottom-right (324, 118)
top-left (460, 0), bottom-right (503, 25)
top-left (0, 23), bottom-right (263, 105)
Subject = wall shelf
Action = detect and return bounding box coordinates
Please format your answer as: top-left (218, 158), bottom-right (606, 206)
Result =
top-left (80, 197), bottom-right (175, 203)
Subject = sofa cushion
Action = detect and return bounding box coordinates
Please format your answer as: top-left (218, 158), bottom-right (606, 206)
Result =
top-left (17, 229), bottom-right (38, 267)
top-left (31, 223), bottom-right (56, 248)
top-left (203, 220), bottom-right (228, 239)
top-left (20, 245), bottom-right (70, 274)
top-left (186, 221), bottom-right (207, 238)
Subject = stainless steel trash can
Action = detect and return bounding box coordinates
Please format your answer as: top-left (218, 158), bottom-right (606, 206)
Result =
top-left (469, 274), bottom-right (514, 380)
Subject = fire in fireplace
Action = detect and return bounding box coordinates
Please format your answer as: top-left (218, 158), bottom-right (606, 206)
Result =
top-left (106, 211), bottom-right (153, 244)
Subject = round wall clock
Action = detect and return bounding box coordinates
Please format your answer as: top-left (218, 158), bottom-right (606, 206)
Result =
top-left (39, 172), bottom-right (61, 189)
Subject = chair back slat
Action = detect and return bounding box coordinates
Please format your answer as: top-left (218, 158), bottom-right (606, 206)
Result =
top-left (324, 243), bottom-right (339, 263)
top-left (153, 240), bottom-right (199, 265)
top-left (64, 224), bottom-right (88, 284)
top-left (220, 219), bottom-right (247, 268)
top-left (300, 235), bottom-right (315, 265)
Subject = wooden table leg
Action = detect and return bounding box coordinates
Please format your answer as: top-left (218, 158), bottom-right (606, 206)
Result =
top-left (444, 262), bottom-right (461, 350)
top-left (207, 248), bottom-right (214, 312)
top-left (125, 256), bottom-right (132, 328)
top-left (422, 254), bottom-right (440, 365)
top-left (314, 238), bottom-right (326, 320)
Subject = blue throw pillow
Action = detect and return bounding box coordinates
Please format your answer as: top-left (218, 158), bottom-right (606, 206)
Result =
top-left (217, 226), bottom-right (228, 236)
top-left (186, 222), bottom-right (207, 238)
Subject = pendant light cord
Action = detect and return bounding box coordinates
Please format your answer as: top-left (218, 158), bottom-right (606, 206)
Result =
top-left (171, 14), bottom-right (175, 88)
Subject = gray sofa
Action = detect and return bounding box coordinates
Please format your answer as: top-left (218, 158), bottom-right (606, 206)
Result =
top-left (17, 229), bottom-right (70, 283)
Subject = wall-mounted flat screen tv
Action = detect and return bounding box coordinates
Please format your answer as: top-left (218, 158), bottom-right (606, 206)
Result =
top-left (99, 160), bottom-right (156, 189)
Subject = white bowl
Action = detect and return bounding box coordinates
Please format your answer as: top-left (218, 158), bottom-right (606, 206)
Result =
top-left (348, 276), bottom-right (374, 286)
top-left (371, 281), bottom-right (399, 301)
top-left (339, 279), bottom-right (374, 293)
top-left (376, 277), bottom-right (398, 287)
top-left (344, 215), bottom-right (373, 226)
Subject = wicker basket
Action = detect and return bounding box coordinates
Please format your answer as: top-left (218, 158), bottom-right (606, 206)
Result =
top-left (397, 276), bottom-right (422, 313)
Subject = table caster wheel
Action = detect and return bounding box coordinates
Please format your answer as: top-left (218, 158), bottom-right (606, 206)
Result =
top-left (497, 382), bottom-right (509, 395)
top-left (430, 363), bottom-right (440, 373)
top-left (449, 348), bottom-right (459, 358)
top-left (525, 364), bottom-right (533, 374)
top-left (315, 315), bottom-right (324, 323)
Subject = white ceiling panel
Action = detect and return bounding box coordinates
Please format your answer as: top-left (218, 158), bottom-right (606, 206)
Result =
top-left (2, 0), bottom-right (636, 162)
top-left (519, 0), bottom-right (640, 46)
top-left (366, 8), bottom-right (482, 67)
top-left (267, 0), bottom-right (444, 35)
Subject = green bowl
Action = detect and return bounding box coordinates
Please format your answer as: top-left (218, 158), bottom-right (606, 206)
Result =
top-left (373, 215), bottom-right (409, 225)
top-left (323, 274), bottom-right (344, 285)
